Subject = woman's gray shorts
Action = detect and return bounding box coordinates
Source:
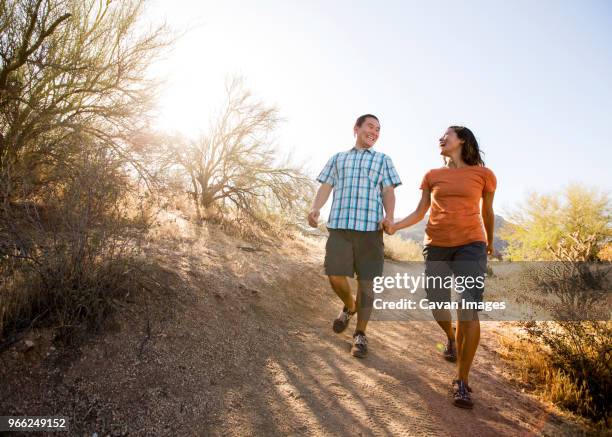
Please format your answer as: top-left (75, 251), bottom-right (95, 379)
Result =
top-left (422, 241), bottom-right (487, 309)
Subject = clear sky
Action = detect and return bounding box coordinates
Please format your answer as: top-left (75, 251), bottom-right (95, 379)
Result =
top-left (146, 0), bottom-right (612, 217)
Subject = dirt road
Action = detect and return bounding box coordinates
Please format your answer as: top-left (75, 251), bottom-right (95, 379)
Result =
top-left (0, 222), bottom-right (589, 436)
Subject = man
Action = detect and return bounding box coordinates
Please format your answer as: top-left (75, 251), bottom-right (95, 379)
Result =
top-left (308, 114), bottom-right (401, 358)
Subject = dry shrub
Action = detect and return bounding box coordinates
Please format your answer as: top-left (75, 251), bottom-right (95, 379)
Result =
top-left (499, 322), bottom-right (611, 428)
top-left (205, 207), bottom-right (296, 244)
top-left (148, 216), bottom-right (186, 242)
top-left (0, 154), bottom-right (153, 343)
top-left (520, 261), bottom-right (610, 320)
top-left (501, 258), bottom-right (611, 428)
top-left (524, 263), bottom-right (609, 427)
top-left (498, 333), bottom-right (550, 384)
top-left (384, 234), bottom-right (422, 262)
top-left (598, 243), bottom-right (612, 262)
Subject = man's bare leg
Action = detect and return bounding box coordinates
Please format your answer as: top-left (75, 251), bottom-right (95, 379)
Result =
top-left (355, 279), bottom-right (373, 333)
top-left (328, 275), bottom-right (356, 313)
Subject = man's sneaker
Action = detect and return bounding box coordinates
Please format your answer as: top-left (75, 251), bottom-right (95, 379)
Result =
top-left (332, 306), bottom-right (356, 333)
top-left (443, 339), bottom-right (457, 362)
top-left (452, 380), bottom-right (473, 409)
top-left (351, 331), bottom-right (368, 358)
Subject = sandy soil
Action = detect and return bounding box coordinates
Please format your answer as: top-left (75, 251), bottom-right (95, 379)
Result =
top-left (0, 216), bottom-right (596, 436)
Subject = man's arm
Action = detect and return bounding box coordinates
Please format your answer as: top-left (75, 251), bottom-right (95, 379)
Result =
top-left (380, 155), bottom-right (402, 231)
top-left (380, 185), bottom-right (396, 230)
top-left (308, 183), bottom-right (333, 227)
top-left (482, 191), bottom-right (495, 255)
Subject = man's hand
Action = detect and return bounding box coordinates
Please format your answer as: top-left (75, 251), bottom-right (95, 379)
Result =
top-left (308, 209), bottom-right (320, 228)
top-left (380, 217), bottom-right (394, 234)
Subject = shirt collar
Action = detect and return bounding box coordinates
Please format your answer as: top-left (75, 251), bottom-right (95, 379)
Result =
top-left (350, 146), bottom-right (374, 153)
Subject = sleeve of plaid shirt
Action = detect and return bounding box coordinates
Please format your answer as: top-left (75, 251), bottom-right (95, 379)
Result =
top-left (316, 154), bottom-right (338, 186)
top-left (381, 155), bottom-right (402, 188)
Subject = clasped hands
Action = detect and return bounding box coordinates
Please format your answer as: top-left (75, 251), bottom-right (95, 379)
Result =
top-left (379, 217), bottom-right (396, 235)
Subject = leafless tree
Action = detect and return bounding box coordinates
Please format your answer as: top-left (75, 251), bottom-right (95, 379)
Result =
top-left (170, 77), bottom-right (314, 226)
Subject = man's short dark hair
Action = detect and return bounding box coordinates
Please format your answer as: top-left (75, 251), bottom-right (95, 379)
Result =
top-left (355, 114), bottom-right (379, 127)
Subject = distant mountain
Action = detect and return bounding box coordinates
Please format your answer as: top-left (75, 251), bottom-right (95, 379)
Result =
top-left (397, 214), bottom-right (509, 253)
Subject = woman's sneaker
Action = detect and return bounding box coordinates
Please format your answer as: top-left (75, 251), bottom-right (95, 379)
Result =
top-left (332, 306), bottom-right (356, 333)
top-left (351, 331), bottom-right (368, 358)
top-left (452, 379), bottom-right (473, 393)
top-left (452, 380), bottom-right (473, 409)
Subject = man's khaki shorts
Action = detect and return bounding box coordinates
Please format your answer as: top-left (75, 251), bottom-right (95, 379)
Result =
top-left (324, 228), bottom-right (384, 281)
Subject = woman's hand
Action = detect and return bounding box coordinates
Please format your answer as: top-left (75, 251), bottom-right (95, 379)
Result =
top-left (385, 222), bottom-right (396, 235)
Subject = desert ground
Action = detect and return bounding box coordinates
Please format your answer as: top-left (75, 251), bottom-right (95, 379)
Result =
top-left (0, 213), bottom-right (594, 436)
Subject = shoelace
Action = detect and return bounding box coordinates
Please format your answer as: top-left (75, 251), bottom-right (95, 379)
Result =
top-left (452, 379), bottom-right (473, 393)
top-left (354, 334), bottom-right (367, 346)
top-left (339, 307), bottom-right (352, 322)
top-left (338, 309), bottom-right (347, 322)
top-left (454, 381), bottom-right (470, 400)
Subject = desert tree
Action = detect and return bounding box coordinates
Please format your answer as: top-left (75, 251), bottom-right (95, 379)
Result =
top-left (0, 0), bottom-right (170, 338)
top-left (501, 184), bottom-right (611, 261)
top-left (170, 77), bottom-right (314, 228)
top-left (0, 0), bottom-right (169, 203)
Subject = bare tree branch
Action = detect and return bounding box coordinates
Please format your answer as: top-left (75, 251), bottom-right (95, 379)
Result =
top-left (168, 77), bottom-right (314, 227)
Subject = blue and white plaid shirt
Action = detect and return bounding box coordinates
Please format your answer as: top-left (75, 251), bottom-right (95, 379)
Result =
top-left (317, 147), bottom-right (402, 232)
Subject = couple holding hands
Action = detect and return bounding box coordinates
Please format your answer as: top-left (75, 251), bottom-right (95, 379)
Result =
top-left (307, 114), bottom-right (496, 409)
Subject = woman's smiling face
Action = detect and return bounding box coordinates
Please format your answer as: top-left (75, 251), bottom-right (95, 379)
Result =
top-left (439, 127), bottom-right (463, 157)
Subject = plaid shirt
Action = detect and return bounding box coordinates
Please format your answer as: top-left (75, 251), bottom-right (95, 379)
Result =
top-left (317, 147), bottom-right (402, 231)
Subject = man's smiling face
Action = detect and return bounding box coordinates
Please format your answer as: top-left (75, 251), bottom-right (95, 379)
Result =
top-left (354, 116), bottom-right (380, 148)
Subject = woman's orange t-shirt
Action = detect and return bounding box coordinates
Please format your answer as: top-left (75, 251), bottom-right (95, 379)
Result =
top-left (420, 166), bottom-right (497, 247)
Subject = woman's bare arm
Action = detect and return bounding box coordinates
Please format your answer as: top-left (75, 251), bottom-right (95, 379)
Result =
top-left (482, 190), bottom-right (495, 255)
top-left (386, 189), bottom-right (431, 234)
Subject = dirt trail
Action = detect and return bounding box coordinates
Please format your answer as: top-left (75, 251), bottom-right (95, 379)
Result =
top-left (0, 219), bottom-right (591, 436)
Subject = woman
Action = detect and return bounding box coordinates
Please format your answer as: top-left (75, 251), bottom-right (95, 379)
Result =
top-left (386, 126), bottom-right (496, 409)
